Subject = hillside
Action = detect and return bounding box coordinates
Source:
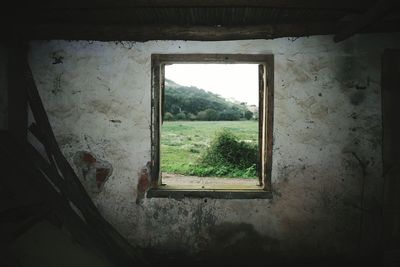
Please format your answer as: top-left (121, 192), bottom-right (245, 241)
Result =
top-left (164, 79), bottom-right (254, 121)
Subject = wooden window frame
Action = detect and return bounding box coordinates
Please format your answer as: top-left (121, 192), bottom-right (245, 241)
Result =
top-left (148, 54), bottom-right (274, 199)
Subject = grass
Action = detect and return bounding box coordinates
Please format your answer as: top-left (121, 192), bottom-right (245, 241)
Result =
top-left (161, 120), bottom-right (258, 178)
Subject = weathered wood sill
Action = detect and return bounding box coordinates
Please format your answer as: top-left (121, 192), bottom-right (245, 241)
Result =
top-left (147, 184), bottom-right (272, 199)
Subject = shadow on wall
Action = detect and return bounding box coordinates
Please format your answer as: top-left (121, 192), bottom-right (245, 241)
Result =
top-left (142, 221), bottom-right (381, 267)
top-left (143, 222), bottom-right (280, 266)
top-left (198, 222), bottom-right (280, 264)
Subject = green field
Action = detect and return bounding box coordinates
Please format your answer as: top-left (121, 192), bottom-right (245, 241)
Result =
top-left (161, 120), bottom-right (258, 178)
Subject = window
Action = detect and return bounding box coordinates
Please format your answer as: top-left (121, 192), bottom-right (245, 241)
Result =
top-left (148, 54), bottom-right (274, 199)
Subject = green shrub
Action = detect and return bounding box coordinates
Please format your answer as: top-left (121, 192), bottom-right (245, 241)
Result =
top-left (198, 129), bottom-right (259, 177)
top-left (164, 112), bottom-right (174, 121)
top-left (187, 113), bottom-right (197, 121)
top-left (174, 112), bottom-right (186, 120)
top-left (189, 147), bottom-right (200, 153)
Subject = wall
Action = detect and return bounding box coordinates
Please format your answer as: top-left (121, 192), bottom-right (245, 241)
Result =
top-left (382, 50), bottom-right (400, 264)
top-left (0, 43), bottom-right (7, 130)
top-left (7, 221), bottom-right (113, 267)
top-left (29, 34), bottom-right (400, 264)
top-left (0, 44), bottom-right (114, 267)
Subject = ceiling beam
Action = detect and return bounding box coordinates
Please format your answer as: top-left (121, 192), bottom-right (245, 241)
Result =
top-left (334, 0), bottom-right (395, 42)
top-left (13, 23), bottom-right (338, 41)
top-left (8, 21), bottom-right (399, 42)
top-left (21, 0), bottom-right (378, 10)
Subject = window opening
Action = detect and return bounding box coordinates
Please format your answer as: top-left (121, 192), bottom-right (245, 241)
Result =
top-left (150, 54), bottom-right (273, 199)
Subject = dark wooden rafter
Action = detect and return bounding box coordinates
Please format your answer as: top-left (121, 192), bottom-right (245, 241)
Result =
top-left (21, 22), bottom-right (336, 41)
top-left (16, 20), bottom-right (400, 41)
top-left (334, 0), bottom-right (396, 42)
top-left (0, 1), bottom-right (398, 42)
top-left (23, 0), bottom-right (381, 10)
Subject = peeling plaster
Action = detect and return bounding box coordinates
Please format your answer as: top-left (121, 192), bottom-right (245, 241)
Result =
top-left (73, 150), bottom-right (113, 195)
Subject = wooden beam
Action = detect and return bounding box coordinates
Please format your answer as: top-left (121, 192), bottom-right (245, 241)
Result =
top-left (334, 0), bottom-right (395, 42)
top-left (21, 22), bottom-right (338, 41)
top-left (22, 0), bottom-right (379, 10)
top-left (17, 21), bottom-right (400, 41)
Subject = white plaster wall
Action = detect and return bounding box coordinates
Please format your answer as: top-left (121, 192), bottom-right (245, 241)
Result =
top-left (29, 34), bottom-right (400, 262)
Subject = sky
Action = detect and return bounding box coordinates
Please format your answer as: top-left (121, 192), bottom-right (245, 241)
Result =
top-left (165, 64), bottom-right (259, 106)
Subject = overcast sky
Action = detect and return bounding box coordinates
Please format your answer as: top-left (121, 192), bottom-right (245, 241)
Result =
top-left (165, 64), bottom-right (259, 106)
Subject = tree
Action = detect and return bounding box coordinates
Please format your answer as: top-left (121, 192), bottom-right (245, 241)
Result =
top-left (165, 80), bottom-right (253, 120)
top-left (204, 108), bottom-right (218, 121)
top-left (196, 110), bottom-right (207, 121)
top-left (244, 110), bottom-right (253, 120)
top-left (218, 110), bottom-right (240, 121)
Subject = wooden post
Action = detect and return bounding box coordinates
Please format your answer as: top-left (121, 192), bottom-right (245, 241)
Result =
top-left (258, 64), bottom-right (264, 187)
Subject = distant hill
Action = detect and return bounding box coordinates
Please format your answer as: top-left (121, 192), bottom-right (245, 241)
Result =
top-left (164, 79), bottom-right (254, 121)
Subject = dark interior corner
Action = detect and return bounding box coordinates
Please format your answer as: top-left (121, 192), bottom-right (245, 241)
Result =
top-left (1, 1), bottom-right (400, 267)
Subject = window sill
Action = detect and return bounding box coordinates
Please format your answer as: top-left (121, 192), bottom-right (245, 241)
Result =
top-left (147, 184), bottom-right (272, 199)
